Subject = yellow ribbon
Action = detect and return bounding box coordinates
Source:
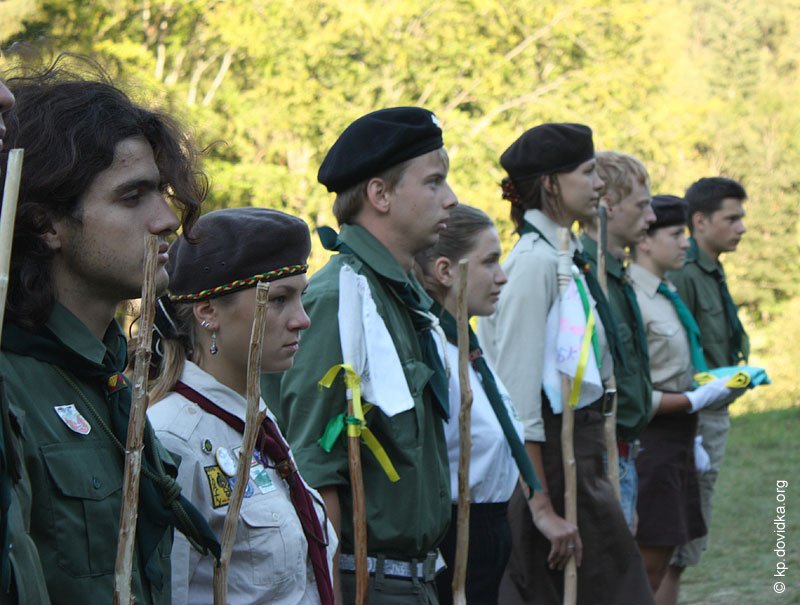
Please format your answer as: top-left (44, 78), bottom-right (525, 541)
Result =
top-left (694, 371), bottom-right (751, 389)
top-left (318, 364), bottom-right (400, 482)
top-left (568, 307), bottom-right (596, 408)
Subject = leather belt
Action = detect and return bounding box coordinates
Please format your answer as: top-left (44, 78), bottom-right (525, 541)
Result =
top-left (339, 551), bottom-right (445, 581)
top-left (617, 439), bottom-right (641, 460)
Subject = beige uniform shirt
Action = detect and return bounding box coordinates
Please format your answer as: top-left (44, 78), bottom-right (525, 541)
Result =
top-left (478, 209), bottom-right (613, 442)
top-left (629, 263), bottom-right (694, 413)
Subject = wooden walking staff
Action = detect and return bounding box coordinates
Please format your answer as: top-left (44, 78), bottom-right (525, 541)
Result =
top-left (213, 281), bottom-right (270, 605)
top-left (113, 234), bottom-right (160, 605)
top-left (348, 393), bottom-right (368, 605)
top-left (557, 228), bottom-right (578, 605)
top-left (452, 259), bottom-right (473, 605)
top-left (597, 201), bottom-right (621, 500)
top-left (0, 149), bottom-right (24, 341)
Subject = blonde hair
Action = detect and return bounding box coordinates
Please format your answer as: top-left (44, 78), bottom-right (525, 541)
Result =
top-left (595, 151), bottom-right (649, 205)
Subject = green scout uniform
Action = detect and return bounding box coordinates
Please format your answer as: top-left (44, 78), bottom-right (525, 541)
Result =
top-left (0, 379), bottom-right (50, 605)
top-left (266, 223), bottom-right (451, 561)
top-left (580, 235), bottom-right (652, 442)
top-left (0, 305), bottom-right (174, 605)
top-left (666, 237), bottom-right (749, 567)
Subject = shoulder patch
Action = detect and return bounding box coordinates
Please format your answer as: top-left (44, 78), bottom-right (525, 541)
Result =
top-left (204, 464), bottom-right (232, 508)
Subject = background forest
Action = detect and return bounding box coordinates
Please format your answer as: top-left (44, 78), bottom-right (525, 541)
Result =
top-left (2, 0), bottom-right (799, 411)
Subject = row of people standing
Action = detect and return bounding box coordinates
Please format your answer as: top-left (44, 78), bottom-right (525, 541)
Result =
top-left (0, 55), bottom-right (750, 605)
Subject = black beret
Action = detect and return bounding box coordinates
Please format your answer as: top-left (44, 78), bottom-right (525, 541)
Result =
top-left (167, 207), bottom-right (311, 302)
top-left (649, 195), bottom-right (688, 232)
top-left (318, 106), bottom-right (444, 193)
top-left (500, 123), bottom-right (595, 183)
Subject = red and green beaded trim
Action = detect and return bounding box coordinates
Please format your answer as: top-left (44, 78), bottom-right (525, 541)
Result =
top-left (169, 264), bottom-right (308, 302)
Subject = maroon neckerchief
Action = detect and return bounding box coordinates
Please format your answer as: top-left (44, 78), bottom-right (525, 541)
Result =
top-left (174, 381), bottom-right (335, 605)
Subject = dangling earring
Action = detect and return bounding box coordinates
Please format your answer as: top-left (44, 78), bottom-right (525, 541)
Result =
top-left (210, 330), bottom-right (218, 355)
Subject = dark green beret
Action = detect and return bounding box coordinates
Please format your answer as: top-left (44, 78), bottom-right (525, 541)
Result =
top-left (317, 106), bottom-right (444, 193)
top-left (167, 207), bottom-right (310, 302)
top-left (649, 194), bottom-right (688, 232)
top-left (501, 123), bottom-right (595, 184)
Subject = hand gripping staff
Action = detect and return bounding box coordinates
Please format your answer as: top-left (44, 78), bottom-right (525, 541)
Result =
top-left (452, 260), bottom-right (473, 605)
top-left (213, 282), bottom-right (270, 605)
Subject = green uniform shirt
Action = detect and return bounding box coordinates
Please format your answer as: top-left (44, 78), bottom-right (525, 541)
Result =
top-left (668, 239), bottom-right (750, 368)
top-left (0, 387), bottom-right (50, 605)
top-left (580, 235), bottom-right (652, 442)
top-left (0, 305), bottom-right (173, 605)
top-left (264, 223), bottom-right (450, 559)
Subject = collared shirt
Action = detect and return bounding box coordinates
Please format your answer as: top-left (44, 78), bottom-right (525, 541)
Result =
top-left (478, 210), bottom-right (613, 442)
top-left (580, 235), bottom-right (652, 442)
top-left (668, 240), bottom-right (750, 368)
top-left (629, 263), bottom-right (694, 413)
top-left (148, 362), bottom-right (336, 605)
top-left (435, 340), bottom-right (521, 503)
top-left (0, 304), bottom-right (173, 605)
top-left (263, 223), bottom-right (450, 559)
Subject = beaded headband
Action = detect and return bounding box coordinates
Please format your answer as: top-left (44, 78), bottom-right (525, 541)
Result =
top-left (169, 264), bottom-right (308, 302)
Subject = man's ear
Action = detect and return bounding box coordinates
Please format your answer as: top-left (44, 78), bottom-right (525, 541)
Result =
top-left (691, 211), bottom-right (707, 234)
top-left (432, 256), bottom-right (455, 289)
top-left (40, 216), bottom-right (65, 251)
top-left (365, 177), bottom-right (391, 215)
top-left (193, 300), bottom-right (219, 330)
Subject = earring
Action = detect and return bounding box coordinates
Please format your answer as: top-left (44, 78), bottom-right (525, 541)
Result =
top-left (201, 320), bottom-right (210, 329)
top-left (210, 330), bottom-right (218, 355)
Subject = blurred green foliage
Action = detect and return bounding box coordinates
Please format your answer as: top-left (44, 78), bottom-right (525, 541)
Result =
top-left (3, 0), bottom-right (799, 406)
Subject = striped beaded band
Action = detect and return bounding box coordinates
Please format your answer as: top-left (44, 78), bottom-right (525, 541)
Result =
top-left (168, 264), bottom-right (308, 302)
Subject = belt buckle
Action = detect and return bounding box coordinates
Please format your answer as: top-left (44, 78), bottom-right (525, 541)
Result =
top-left (630, 439), bottom-right (641, 459)
top-left (601, 388), bottom-right (616, 416)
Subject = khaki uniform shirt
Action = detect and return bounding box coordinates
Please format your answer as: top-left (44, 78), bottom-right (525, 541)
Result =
top-left (0, 305), bottom-right (172, 605)
top-left (668, 240), bottom-right (750, 368)
top-left (629, 263), bottom-right (694, 413)
top-left (149, 362), bottom-right (336, 605)
top-left (264, 224), bottom-right (450, 559)
top-left (478, 210), bottom-right (613, 442)
top-left (580, 235), bottom-right (652, 442)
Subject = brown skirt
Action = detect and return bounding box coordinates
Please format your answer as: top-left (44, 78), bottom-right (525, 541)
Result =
top-left (499, 397), bottom-right (654, 605)
top-left (635, 412), bottom-right (707, 546)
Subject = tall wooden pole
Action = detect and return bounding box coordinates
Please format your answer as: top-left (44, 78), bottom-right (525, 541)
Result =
top-left (348, 396), bottom-right (368, 604)
top-left (598, 201), bottom-right (620, 500)
top-left (113, 234), bottom-right (159, 605)
top-left (0, 149), bottom-right (24, 343)
top-left (213, 282), bottom-right (270, 605)
top-left (452, 259), bottom-right (473, 605)
top-left (557, 228), bottom-right (578, 605)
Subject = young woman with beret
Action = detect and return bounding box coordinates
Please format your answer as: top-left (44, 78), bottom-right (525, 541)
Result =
top-left (478, 124), bottom-right (654, 604)
top-left (147, 207), bottom-right (336, 605)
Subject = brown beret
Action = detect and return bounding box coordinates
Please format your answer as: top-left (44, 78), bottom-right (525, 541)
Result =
top-left (167, 207), bottom-right (310, 302)
top-left (318, 106), bottom-right (444, 193)
top-left (501, 123), bottom-right (595, 184)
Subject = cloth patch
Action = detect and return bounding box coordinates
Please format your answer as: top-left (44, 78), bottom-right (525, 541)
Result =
top-left (249, 463), bottom-right (276, 494)
top-left (204, 465), bottom-right (232, 508)
top-left (53, 404), bottom-right (92, 435)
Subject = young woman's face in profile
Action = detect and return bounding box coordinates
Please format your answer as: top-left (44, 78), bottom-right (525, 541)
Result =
top-left (555, 158), bottom-right (605, 223)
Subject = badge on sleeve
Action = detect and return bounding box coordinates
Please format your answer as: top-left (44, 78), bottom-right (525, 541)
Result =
top-left (54, 404), bottom-right (91, 435)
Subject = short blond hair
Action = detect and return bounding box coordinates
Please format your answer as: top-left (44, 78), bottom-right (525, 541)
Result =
top-left (596, 151), bottom-right (649, 205)
top-left (331, 147), bottom-right (450, 225)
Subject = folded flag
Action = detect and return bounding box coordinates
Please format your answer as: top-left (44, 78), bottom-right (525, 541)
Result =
top-left (694, 365), bottom-right (771, 389)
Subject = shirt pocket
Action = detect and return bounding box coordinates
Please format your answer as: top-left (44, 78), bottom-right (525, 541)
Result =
top-left (615, 323), bottom-right (639, 378)
top-left (239, 501), bottom-right (306, 592)
top-left (42, 441), bottom-right (123, 578)
top-left (648, 320), bottom-right (685, 375)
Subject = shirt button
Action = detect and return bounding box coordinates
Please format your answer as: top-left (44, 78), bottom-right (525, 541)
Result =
top-left (187, 406), bottom-right (197, 415)
top-left (92, 476), bottom-right (102, 489)
top-left (272, 513), bottom-right (279, 521)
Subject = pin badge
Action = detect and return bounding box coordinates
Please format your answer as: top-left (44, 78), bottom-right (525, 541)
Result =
top-left (202, 439), bottom-right (213, 453)
top-left (215, 447), bottom-right (238, 477)
top-left (54, 404), bottom-right (91, 435)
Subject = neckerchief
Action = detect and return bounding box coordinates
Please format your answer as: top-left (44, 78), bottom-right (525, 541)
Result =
top-left (172, 381), bottom-right (334, 605)
top-left (434, 303), bottom-right (542, 496)
top-left (686, 238), bottom-right (748, 364)
top-left (1, 321), bottom-right (220, 590)
top-left (518, 220), bottom-right (623, 371)
top-left (318, 226), bottom-right (450, 419)
top-left (619, 266), bottom-right (651, 368)
top-left (656, 282), bottom-right (709, 373)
